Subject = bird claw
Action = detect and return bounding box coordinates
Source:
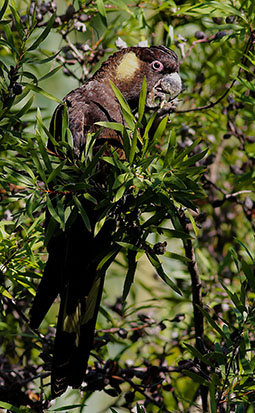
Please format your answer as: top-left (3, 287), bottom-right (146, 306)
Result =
top-left (157, 98), bottom-right (181, 116)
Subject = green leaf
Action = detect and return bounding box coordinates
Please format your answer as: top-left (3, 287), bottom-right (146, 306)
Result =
top-left (21, 82), bottom-right (61, 103)
top-left (164, 251), bottom-right (191, 263)
top-left (173, 138), bottom-right (202, 165)
top-left (97, 246), bottom-right (121, 271)
top-left (44, 216), bottom-right (58, 246)
top-left (15, 96), bottom-right (34, 118)
top-left (96, 0), bottom-right (107, 25)
top-left (0, 38), bottom-right (18, 56)
top-left (49, 405), bottom-right (86, 412)
top-left (0, 401), bottom-right (31, 413)
top-left (136, 404), bottom-right (146, 413)
top-left (61, 104), bottom-right (69, 141)
top-left (122, 250), bottom-right (137, 302)
top-left (241, 260), bottom-right (255, 292)
top-left (96, 121), bottom-right (125, 133)
top-left (163, 128), bottom-right (176, 167)
top-left (27, 13), bottom-right (56, 51)
top-left (141, 112), bottom-right (157, 156)
top-left (109, 80), bottom-right (135, 129)
top-left (109, 0), bottom-right (134, 15)
top-left (0, 0), bottom-right (8, 20)
top-left (113, 184), bottom-right (126, 203)
top-left (46, 160), bottom-right (66, 184)
top-left (146, 252), bottom-right (182, 295)
top-left (122, 127), bottom-right (131, 160)
top-left (94, 215), bottom-right (106, 236)
top-left (148, 115), bottom-right (168, 151)
top-left (156, 226), bottom-right (193, 240)
top-left (181, 148), bottom-right (208, 168)
top-left (236, 239), bottom-right (255, 265)
top-left (46, 195), bottom-right (63, 226)
top-left (129, 128), bottom-right (138, 164)
top-left (39, 65), bottom-right (62, 82)
top-left (197, 305), bottom-right (228, 340)
top-left (221, 282), bottom-right (247, 313)
top-left (182, 369), bottom-right (209, 386)
top-left (183, 343), bottom-right (213, 366)
top-left (116, 242), bottom-right (144, 252)
top-left (25, 51), bottom-right (60, 65)
top-left (138, 77), bottom-right (147, 122)
top-left (73, 196), bottom-right (91, 232)
top-left (9, 6), bottom-right (24, 37)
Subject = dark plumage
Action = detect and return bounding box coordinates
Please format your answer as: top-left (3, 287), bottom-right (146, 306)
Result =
top-left (30, 45), bottom-right (181, 398)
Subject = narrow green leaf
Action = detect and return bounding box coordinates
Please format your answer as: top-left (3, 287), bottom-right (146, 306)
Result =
top-left (109, 0), bottom-right (134, 15)
top-left (129, 128), bottom-right (138, 164)
top-left (27, 13), bottom-right (55, 51)
top-left (46, 160), bottom-right (66, 184)
top-left (25, 51), bottom-right (60, 65)
top-left (82, 142), bottom-right (106, 177)
top-left (236, 239), bottom-right (255, 265)
top-left (21, 82), bottom-right (61, 103)
top-left (96, 121), bottom-right (124, 133)
top-left (116, 242), bottom-right (144, 252)
top-left (15, 96), bottom-right (34, 118)
top-left (185, 210), bottom-right (199, 237)
top-left (146, 252), bottom-right (182, 295)
top-left (0, 401), bottom-right (31, 413)
top-left (156, 226), bottom-right (193, 240)
top-left (163, 128), bottom-right (176, 167)
top-left (142, 210), bottom-right (166, 228)
top-left (151, 115), bottom-right (168, 143)
top-left (39, 65), bottom-right (62, 82)
top-left (197, 305), bottom-right (228, 340)
top-left (109, 80), bottom-right (135, 128)
top-left (221, 282), bottom-right (246, 312)
top-left (113, 184), bottom-right (126, 203)
top-left (56, 196), bottom-right (65, 230)
top-left (61, 104), bottom-right (69, 141)
top-left (122, 251), bottom-right (137, 302)
top-left (49, 404), bottom-right (86, 412)
top-left (241, 260), bottom-right (255, 292)
top-left (183, 343), bottom-right (212, 366)
top-left (174, 137), bottom-right (202, 165)
top-left (44, 216), bottom-right (58, 246)
top-left (122, 127), bottom-right (131, 160)
top-left (181, 148), bottom-right (208, 168)
top-left (46, 195), bottom-right (62, 226)
top-left (136, 403), bottom-right (146, 413)
top-left (138, 77), bottom-right (147, 122)
top-left (0, 0), bottom-right (8, 20)
top-left (73, 196), bottom-right (91, 232)
top-left (209, 380), bottom-right (217, 413)
top-left (31, 152), bottom-right (47, 182)
top-left (9, 6), bottom-right (24, 37)
top-left (141, 112), bottom-right (157, 156)
top-left (0, 38), bottom-right (18, 56)
top-left (182, 369), bottom-right (209, 386)
top-left (97, 246), bottom-right (121, 271)
top-left (164, 251), bottom-right (191, 263)
top-left (96, 0), bottom-right (107, 25)
top-left (36, 110), bottom-right (53, 171)
top-left (94, 215), bottom-right (106, 236)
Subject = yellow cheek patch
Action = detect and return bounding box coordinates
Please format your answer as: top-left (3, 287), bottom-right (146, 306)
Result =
top-left (116, 52), bottom-right (140, 80)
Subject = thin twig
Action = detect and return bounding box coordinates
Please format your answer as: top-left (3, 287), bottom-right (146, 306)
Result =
top-left (178, 209), bottom-right (208, 411)
top-left (176, 31), bottom-right (255, 114)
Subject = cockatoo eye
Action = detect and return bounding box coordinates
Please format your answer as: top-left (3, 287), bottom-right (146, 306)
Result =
top-left (151, 60), bottom-right (164, 71)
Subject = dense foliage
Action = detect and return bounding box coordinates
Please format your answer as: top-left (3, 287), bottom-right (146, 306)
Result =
top-left (0, 0), bottom-right (255, 412)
